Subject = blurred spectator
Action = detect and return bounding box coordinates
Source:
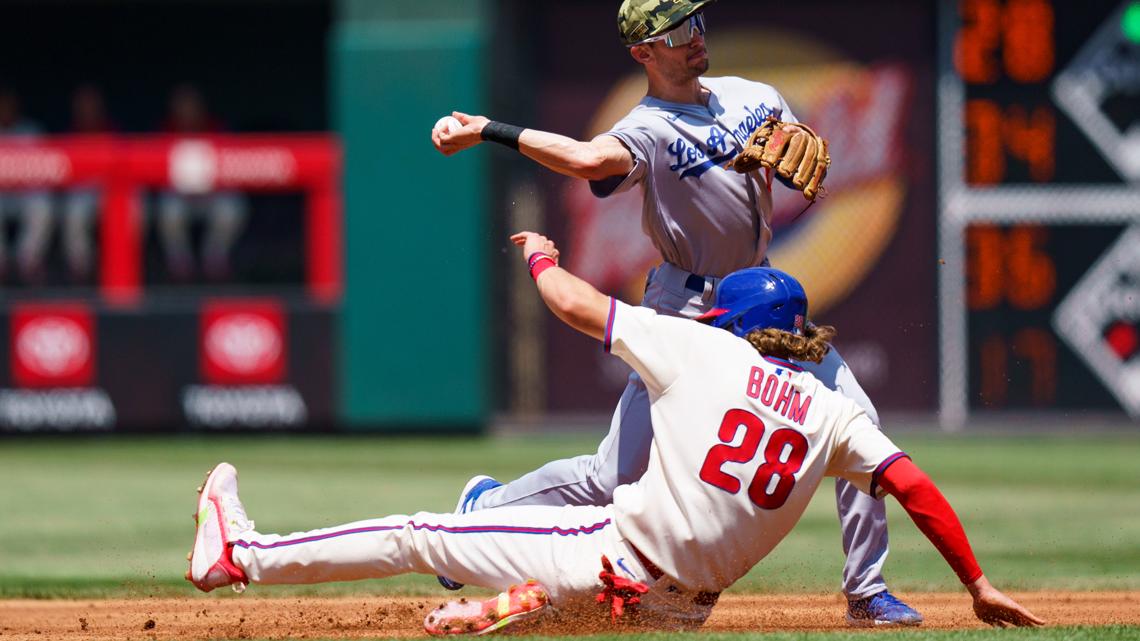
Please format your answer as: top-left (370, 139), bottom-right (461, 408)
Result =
top-left (62, 84), bottom-right (115, 282)
top-left (157, 84), bottom-right (248, 281)
top-left (0, 88), bottom-right (53, 284)
top-left (72, 84), bottom-right (115, 134)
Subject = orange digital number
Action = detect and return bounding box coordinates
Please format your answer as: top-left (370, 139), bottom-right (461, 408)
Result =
top-left (967, 225), bottom-right (1005, 310)
top-left (966, 100), bottom-right (1005, 184)
top-left (956, 0), bottom-right (1002, 83)
top-left (1005, 226), bottom-right (1056, 310)
top-left (966, 100), bottom-right (1055, 184)
top-left (956, 0), bottom-right (1055, 84)
top-left (1012, 327), bottom-right (1057, 405)
top-left (1003, 0), bottom-right (1055, 83)
top-left (978, 329), bottom-right (1058, 408)
top-left (979, 333), bottom-right (1008, 407)
top-left (1004, 105), bottom-right (1056, 182)
top-left (967, 224), bottom-right (1056, 311)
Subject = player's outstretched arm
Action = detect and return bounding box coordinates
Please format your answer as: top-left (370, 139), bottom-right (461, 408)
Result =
top-left (877, 457), bottom-right (1045, 628)
top-left (434, 112), bottom-right (633, 181)
top-left (510, 231), bottom-right (610, 340)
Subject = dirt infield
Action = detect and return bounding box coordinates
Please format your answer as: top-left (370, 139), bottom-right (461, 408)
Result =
top-left (2, 592), bottom-right (1137, 640)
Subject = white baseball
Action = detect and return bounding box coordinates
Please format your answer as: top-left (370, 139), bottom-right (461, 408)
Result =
top-left (433, 116), bottom-right (463, 135)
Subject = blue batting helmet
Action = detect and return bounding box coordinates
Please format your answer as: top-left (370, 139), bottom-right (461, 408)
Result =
top-left (694, 267), bottom-right (808, 338)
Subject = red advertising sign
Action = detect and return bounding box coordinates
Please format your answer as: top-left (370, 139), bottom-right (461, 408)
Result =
top-left (10, 304), bottom-right (95, 388)
top-left (200, 300), bottom-right (287, 385)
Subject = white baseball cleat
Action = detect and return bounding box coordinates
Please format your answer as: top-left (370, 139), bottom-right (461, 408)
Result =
top-left (424, 580), bottom-right (551, 636)
top-left (186, 462), bottom-right (253, 593)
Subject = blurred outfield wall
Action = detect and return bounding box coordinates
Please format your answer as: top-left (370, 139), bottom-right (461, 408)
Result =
top-left (0, 0), bottom-right (495, 434)
top-left (332, 0), bottom-right (490, 430)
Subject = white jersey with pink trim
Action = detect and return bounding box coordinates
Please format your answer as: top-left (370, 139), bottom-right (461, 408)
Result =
top-left (592, 76), bottom-right (797, 278)
top-left (604, 300), bottom-right (905, 593)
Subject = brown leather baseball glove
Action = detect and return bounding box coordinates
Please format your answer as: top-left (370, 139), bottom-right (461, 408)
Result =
top-left (726, 116), bottom-right (831, 201)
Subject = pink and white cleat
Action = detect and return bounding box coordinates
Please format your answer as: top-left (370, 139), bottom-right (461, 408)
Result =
top-left (186, 462), bottom-right (252, 593)
top-left (424, 580), bottom-right (551, 636)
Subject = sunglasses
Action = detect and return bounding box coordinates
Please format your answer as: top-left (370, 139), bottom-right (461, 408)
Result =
top-left (632, 13), bottom-right (706, 48)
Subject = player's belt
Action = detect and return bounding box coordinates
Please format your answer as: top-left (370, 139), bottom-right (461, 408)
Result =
top-left (677, 256), bottom-right (773, 295)
top-left (630, 544), bottom-right (720, 607)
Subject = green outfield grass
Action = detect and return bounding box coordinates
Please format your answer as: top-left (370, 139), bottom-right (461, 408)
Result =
top-left (1, 432), bottom-right (1138, 600)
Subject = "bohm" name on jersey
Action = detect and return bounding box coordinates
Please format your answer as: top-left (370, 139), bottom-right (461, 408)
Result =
top-left (746, 366), bottom-right (812, 426)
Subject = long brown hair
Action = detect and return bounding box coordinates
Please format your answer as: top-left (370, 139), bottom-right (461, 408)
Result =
top-left (744, 323), bottom-right (836, 364)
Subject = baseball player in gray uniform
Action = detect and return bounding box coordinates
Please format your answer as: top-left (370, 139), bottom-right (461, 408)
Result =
top-left (431, 0), bottom-right (920, 625)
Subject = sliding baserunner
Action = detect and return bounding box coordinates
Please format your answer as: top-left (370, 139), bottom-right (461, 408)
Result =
top-left (186, 231), bottom-right (1044, 635)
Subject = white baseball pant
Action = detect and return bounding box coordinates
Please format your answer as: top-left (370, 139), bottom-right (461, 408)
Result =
top-left (231, 504), bottom-right (714, 629)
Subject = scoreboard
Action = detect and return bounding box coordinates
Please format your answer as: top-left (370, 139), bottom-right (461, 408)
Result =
top-left (938, 0), bottom-right (1140, 425)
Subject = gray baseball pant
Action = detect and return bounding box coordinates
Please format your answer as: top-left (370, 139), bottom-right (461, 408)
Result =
top-left (476, 262), bottom-right (890, 599)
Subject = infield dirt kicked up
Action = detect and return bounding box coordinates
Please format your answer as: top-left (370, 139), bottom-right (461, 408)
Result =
top-left (2, 592), bottom-right (1138, 640)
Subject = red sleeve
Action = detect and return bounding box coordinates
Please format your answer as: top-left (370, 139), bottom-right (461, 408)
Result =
top-left (877, 457), bottom-right (984, 585)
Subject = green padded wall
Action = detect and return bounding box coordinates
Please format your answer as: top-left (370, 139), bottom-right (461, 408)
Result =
top-left (332, 0), bottom-right (489, 429)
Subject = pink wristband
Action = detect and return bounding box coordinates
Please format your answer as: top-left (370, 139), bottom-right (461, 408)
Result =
top-left (528, 254), bottom-right (557, 280)
top-left (526, 252), bottom-right (550, 269)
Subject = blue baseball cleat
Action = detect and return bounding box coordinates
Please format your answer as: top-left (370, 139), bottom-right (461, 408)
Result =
top-left (846, 590), bottom-right (924, 627)
top-left (437, 475), bottom-right (503, 591)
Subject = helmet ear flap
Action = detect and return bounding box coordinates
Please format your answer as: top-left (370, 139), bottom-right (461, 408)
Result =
top-left (730, 315), bottom-right (746, 338)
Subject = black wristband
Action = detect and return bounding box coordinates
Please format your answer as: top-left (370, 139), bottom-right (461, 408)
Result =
top-left (480, 121), bottom-right (524, 150)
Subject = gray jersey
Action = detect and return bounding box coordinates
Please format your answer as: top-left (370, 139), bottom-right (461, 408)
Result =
top-left (592, 76), bottom-right (797, 278)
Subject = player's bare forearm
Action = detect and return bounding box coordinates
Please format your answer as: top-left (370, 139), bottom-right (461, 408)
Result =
top-left (510, 231), bottom-right (610, 340)
top-left (518, 132), bottom-right (634, 181)
top-left (535, 267), bottom-right (610, 340)
top-left (879, 458), bottom-right (1045, 627)
top-left (432, 112), bottom-right (631, 181)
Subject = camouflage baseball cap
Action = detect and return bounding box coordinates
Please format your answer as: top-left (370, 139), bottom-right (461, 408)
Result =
top-left (617, 0), bottom-right (717, 46)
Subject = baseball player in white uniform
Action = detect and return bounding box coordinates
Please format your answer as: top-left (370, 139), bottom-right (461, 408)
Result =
top-left (186, 231), bottom-right (1044, 635)
top-left (431, 0), bottom-right (916, 625)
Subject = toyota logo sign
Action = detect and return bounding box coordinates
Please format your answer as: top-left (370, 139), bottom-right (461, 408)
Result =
top-left (200, 301), bottom-right (287, 385)
top-left (10, 305), bottom-right (96, 388)
top-left (204, 314), bottom-right (282, 377)
top-left (16, 317), bottom-right (91, 378)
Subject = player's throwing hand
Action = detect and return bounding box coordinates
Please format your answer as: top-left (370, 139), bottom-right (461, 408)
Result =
top-left (431, 111), bottom-right (488, 156)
